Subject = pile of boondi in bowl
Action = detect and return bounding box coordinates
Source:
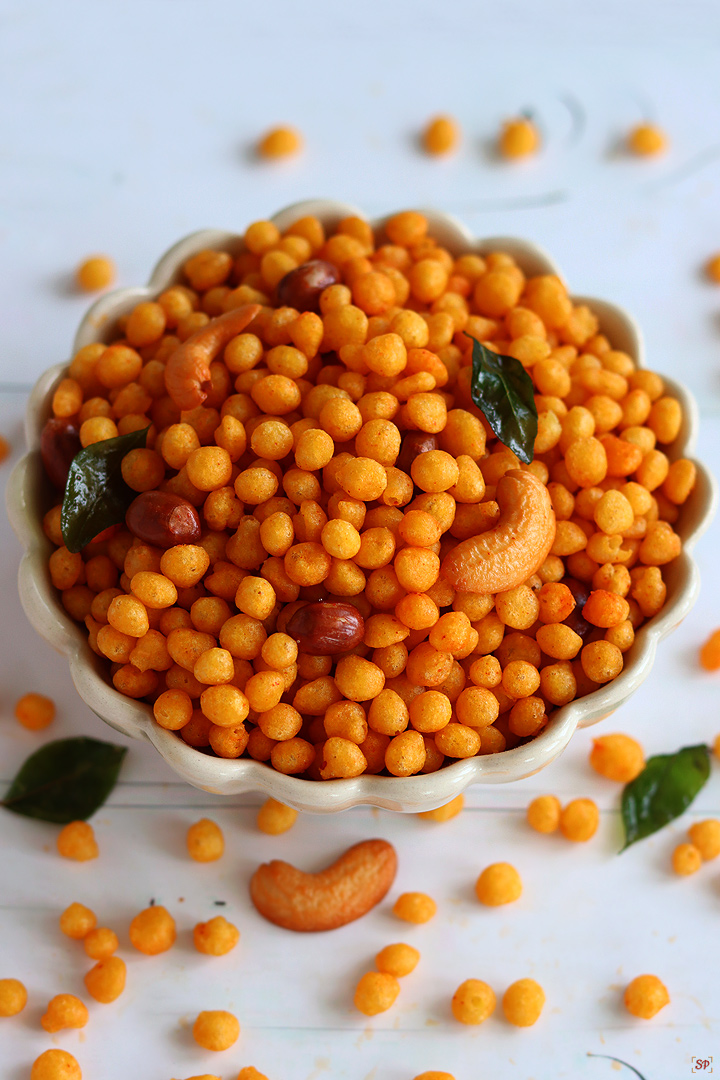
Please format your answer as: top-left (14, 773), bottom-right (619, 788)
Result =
top-left (8, 200), bottom-right (715, 811)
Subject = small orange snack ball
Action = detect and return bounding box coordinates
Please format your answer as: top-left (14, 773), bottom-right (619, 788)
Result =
top-left (129, 905), bottom-right (176, 955)
top-left (623, 974), bottom-right (670, 1019)
top-left (499, 117), bottom-right (540, 159)
top-left (451, 979), bottom-right (496, 1025)
top-left (41, 993), bottom-right (89, 1032)
top-left (589, 733), bottom-right (645, 783)
top-left (502, 978), bottom-right (546, 1027)
top-left (393, 892), bottom-right (437, 924)
top-left (375, 942), bottom-right (420, 978)
top-left (672, 842), bottom-right (701, 876)
top-left (186, 446), bottom-right (233, 492)
top-left (57, 821), bottom-right (98, 861)
top-left (688, 819), bottom-right (720, 861)
top-left (627, 123), bottom-right (668, 157)
top-left (335, 655), bottom-right (385, 701)
top-left (475, 862), bottom-right (522, 906)
top-left (0, 977), bottom-right (27, 1016)
top-left (14, 691), bottom-right (55, 731)
top-left (699, 628), bottom-right (720, 671)
top-left (258, 126), bottom-right (303, 159)
top-left (187, 818), bottom-right (224, 862)
top-left (59, 902), bottom-right (97, 940)
top-left (77, 254), bottom-right (115, 291)
top-left (411, 450), bottom-right (459, 493)
top-left (83, 927), bottom-right (119, 960)
top-left (423, 114), bottom-right (460, 156)
top-left (559, 798), bottom-right (599, 842)
top-left (192, 1009), bottom-right (241, 1051)
top-left (581, 641), bottom-right (623, 684)
top-left (413, 1074), bottom-right (456, 1080)
top-left (353, 971), bottom-right (401, 1016)
top-left (526, 795), bottom-right (561, 834)
top-left (418, 794), bottom-right (464, 822)
top-left (193, 915), bottom-right (240, 956)
top-left (31, 1050), bottom-right (82, 1080)
top-left (706, 254), bottom-right (720, 283)
top-left (257, 797), bottom-right (298, 835)
top-left (84, 955), bottom-right (127, 1003)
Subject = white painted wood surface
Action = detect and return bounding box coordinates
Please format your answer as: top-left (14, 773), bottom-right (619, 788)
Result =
top-left (1, 3), bottom-right (720, 1077)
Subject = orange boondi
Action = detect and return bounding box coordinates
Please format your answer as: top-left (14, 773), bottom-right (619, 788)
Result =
top-left (42, 209), bottom-right (691, 781)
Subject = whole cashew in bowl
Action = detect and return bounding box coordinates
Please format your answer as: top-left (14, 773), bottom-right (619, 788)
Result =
top-left (441, 470), bottom-right (556, 594)
top-left (164, 303), bottom-right (261, 410)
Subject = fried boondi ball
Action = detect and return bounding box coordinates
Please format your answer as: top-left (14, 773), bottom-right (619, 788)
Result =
top-left (59, 902), bottom-right (97, 940)
top-left (129, 905), bottom-right (176, 954)
top-left (375, 942), bottom-right (420, 978)
top-left (192, 1009), bottom-right (241, 1051)
top-left (193, 915), bottom-right (240, 956)
top-left (57, 821), bottom-right (98, 861)
top-left (589, 733), bottom-right (645, 782)
top-left (83, 926), bottom-right (119, 960)
top-left (451, 979), bottom-right (496, 1025)
top-left (14, 691), bottom-right (55, 730)
top-left (31, 1050), bottom-right (82, 1080)
top-left (502, 978), bottom-right (545, 1026)
top-left (688, 819), bottom-right (720, 861)
top-left (187, 818), bottom-right (225, 862)
top-left (0, 978), bottom-right (27, 1016)
top-left (627, 123), bottom-right (668, 156)
top-left (353, 971), bottom-right (401, 1015)
top-left (417, 794), bottom-right (464, 822)
top-left (393, 892), bottom-right (437, 924)
top-left (559, 798), bottom-right (599, 842)
top-left (526, 795), bottom-right (561, 834)
top-left (41, 993), bottom-right (89, 1032)
top-left (77, 254), bottom-right (115, 291)
top-left (475, 862), bottom-right (522, 906)
top-left (256, 798), bottom-right (298, 834)
top-left (624, 974), bottom-right (670, 1018)
top-left (672, 843), bottom-right (701, 876)
top-left (84, 956), bottom-right (126, 1003)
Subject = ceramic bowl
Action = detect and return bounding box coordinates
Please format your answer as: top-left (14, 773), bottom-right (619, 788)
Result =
top-left (6, 199), bottom-right (717, 813)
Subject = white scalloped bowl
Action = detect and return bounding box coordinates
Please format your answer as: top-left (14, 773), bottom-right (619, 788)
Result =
top-left (6, 200), bottom-right (717, 813)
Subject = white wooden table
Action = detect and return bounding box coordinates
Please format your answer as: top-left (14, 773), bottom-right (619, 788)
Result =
top-left (2, 4), bottom-right (720, 1077)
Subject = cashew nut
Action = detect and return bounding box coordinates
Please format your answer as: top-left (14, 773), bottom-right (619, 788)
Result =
top-left (249, 838), bottom-right (397, 932)
top-left (164, 303), bottom-right (261, 410)
top-left (441, 469), bottom-right (556, 594)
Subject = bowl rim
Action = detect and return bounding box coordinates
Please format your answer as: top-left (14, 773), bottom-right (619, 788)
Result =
top-left (6, 199), bottom-right (718, 813)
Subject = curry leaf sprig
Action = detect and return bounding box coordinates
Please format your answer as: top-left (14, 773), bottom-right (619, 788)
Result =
top-left (1, 737), bottom-right (127, 824)
top-left (620, 743), bottom-right (710, 851)
top-left (469, 338), bottom-right (538, 464)
top-left (60, 426), bottom-right (150, 552)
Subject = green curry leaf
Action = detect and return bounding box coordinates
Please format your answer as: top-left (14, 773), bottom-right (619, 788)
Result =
top-left (621, 743), bottom-right (710, 851)
top-left (61, 426), bottom-right (149, 552)
top-left (1, 737), bottom-right (127, 824)
top-left (469, 339), bottom-right (538, 464)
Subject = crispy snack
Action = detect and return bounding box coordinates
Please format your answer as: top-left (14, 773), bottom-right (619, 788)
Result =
top-left (249, 838), bottom-right (397, 931)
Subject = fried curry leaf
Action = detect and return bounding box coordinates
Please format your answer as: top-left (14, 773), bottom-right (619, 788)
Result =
top-left (470, 338), bottom-right (538, 464)
top-left (621, 743), bottom-right (710, 851)
top-left (2, 737), bottom-right (127, 824)
top-left (60, 426), bottom-right (149, 552)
